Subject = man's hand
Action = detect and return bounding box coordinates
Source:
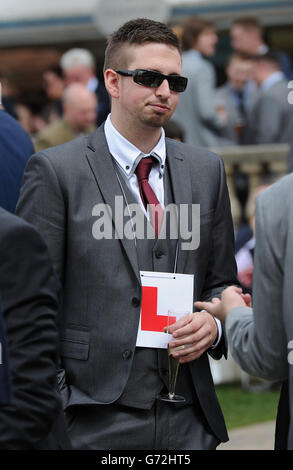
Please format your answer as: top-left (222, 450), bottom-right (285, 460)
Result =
top-left (195, 286), bottom-right (252, 323)
top-left (163, 311), bottom-right (218, 363)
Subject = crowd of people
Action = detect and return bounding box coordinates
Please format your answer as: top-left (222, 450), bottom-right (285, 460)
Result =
top-left (0, 15), bottom-right (293, 451)
top-left (173, 16), bottom-right (293, 147)
top-left (1, 16), bottom-right (293, 152)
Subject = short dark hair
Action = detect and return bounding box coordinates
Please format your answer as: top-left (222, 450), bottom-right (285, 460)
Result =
top-left (103, 18), bottom-right (181, 72)
top-left (45, 65), bottom-right (64, 79)
top-left (181, 17), bottom-right (215, 51)
top-left (250, 51), bottom-right (281, 69)
top-left (226, 52), bottom-right (253, 66)
top-left (232, 17), bottom-right (263, 36)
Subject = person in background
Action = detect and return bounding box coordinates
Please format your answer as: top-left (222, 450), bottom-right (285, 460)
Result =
top-left (34, 83), bottom-right (97, 152)
top-left (163, 119), bottom-right (185, 142)
top-left (43, 65), bottom-right (66, 122)
top-left (0, 75), bottom-right (18, 119)
top-left (0, 106), bottom-right (34, 213)
top-left (60, 48), bottom-right (110, 126)
top-left (173, 17), bottom-right (228, 147)
top-left (230, 17), bottom-right (293, 80)
top-left (215, 53), bottom-right (255, 144)
top-left (243, 52), bottom-right (293, 145)
top-left (235, 176), bottom-right (277, 294)
top-left (15, 94), bottom-right (50, 137)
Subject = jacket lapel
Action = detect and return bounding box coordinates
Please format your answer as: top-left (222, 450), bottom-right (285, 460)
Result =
top-left (85, 126), bottom-right (140, 283)
top-left (166, 139), bottom-right (193, 274)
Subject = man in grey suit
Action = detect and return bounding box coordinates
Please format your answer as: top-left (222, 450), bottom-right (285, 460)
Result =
top-left (173, 17), bottom-right (227, 147)
top-left (196, 173), bottom-right (293, 449)
top-left (16, 18), bottom-right (238, 450)
top-left (244, 52), bottom-right (293, 145)
top-left (215, 53), bottom-right (255, 144)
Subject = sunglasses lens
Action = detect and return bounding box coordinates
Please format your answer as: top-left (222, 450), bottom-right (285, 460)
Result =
top-left (134, 70), bottom-right (188, 92)
top-left (135, 70), bottom-right (162, 88)
top-left (168, 76), bottom-right (188, 92)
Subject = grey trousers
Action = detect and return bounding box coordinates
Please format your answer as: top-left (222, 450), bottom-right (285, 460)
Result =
top-left (65, 400), bottom-right (220, 450)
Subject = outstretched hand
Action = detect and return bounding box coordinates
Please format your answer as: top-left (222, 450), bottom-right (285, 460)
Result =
top-left (194, 286), bottom-right (252, 323)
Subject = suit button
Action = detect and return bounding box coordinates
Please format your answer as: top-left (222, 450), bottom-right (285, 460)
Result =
top-left (155, 250), bottom-right (164, 259)
top-left (122, 349), bottom-right (132, 360)
top-left (132, 297), bottom-right (140, 307)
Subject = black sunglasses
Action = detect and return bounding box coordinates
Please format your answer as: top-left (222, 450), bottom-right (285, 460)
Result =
top-left (115, 69), bottom-right (188, 93)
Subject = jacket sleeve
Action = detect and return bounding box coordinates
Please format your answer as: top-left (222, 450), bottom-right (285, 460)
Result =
top-left (0, 217), bottom-right (62, 448)
top-left (225, 191), bottom-right (288, 381)
top-left (16, 152), bottom-right (70, 408)
top-left (16, 152), bottom-right (66, 285)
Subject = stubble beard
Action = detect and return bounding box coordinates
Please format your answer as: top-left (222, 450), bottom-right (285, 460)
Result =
top-left (141, 108), bottom-right (174, 129)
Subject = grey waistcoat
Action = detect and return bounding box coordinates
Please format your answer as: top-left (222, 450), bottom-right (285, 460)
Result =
top-left (116, 160), bottom-right (196, 409)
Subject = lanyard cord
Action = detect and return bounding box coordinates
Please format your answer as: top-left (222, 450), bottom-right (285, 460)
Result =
top-left (115, 171), bottom-right (179, 274)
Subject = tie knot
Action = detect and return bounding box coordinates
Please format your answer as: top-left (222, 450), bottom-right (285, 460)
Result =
top-left (135, 157), bottom-right (154, 183)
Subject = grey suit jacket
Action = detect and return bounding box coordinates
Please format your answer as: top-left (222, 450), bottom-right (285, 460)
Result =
top-left (173, 50), bottom-right (225, 147)
top-left (225, 173), bottom-right (293, 449)
top-left (244, 78), bottom-right (293, 144)
top-left (16, 125), bottom-right (238, 443)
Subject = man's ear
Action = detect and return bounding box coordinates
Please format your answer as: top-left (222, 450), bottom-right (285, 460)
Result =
top-left (104, 69), bottom-right (120, 99)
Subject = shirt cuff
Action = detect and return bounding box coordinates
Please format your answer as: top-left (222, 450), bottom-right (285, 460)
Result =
top-left (200, 310), bottom-right (222, 349)
top-left (210, 318), bottom-right (222, 349)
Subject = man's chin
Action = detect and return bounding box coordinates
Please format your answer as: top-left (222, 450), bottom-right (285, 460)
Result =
top-left (143, 115), bottom-right (172, 129)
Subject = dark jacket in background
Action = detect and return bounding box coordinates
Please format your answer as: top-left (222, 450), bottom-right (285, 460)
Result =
top-left (0, 110), bottom-right (34, 213)
top-left (0, 208), bottom-right (70, 449)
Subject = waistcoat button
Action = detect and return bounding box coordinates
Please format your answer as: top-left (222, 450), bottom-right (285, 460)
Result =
top-left (132, 297), bottom-right (140, 307)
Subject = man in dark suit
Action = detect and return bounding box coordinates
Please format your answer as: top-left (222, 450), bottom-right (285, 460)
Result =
top-left (17, 18), bottom-right (238, 450)
top-left (0, 207), bottom-right (70, 449)
top-left (0, 299), bottom-right (13, 406)
top-left (0, 108), bottom-right (34, 213)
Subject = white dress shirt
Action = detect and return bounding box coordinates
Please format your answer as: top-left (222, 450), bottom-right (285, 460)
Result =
top-left (104, 114), bottom-right (165, 219)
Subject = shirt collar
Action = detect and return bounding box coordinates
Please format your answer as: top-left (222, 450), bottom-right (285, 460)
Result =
top-left (104, 114), bottom-right (166, 179)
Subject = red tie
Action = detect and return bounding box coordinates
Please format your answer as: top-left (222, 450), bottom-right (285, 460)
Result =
top-left (135, 157), bottom-right (164, 236)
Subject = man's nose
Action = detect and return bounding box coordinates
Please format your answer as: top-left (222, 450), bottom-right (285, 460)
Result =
top-left (155, 78), bottom-right (171, 97)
